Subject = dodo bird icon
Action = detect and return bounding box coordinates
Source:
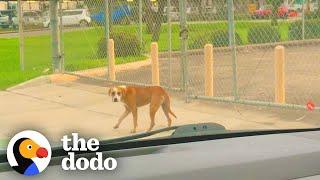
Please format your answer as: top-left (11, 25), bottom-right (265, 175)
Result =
top-left (12, 138), bottom-right (48, 176)
top-left (7, 130), bottom-right (51, 176)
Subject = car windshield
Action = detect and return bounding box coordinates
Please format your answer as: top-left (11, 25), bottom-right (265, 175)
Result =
top-left (0, 0), bottom-right (319, 152)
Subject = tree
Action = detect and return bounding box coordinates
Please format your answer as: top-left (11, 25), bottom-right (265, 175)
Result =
top-left (267, 0), bottom-right (283, 25)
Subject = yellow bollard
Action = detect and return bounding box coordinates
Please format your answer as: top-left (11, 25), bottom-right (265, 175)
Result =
top-left (108, 39), bottom-right (116, 81)
top-left (274, 45), bottom-right (285, 104)
top-left (151, 42), bottom-right (160, 86)
top-left (204, 44), bottom-right (214, 96)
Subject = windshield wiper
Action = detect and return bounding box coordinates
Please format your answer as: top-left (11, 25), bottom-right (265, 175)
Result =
top-left (49, 123), bottom-right (228, 158)
top-left (0, 123), bottom-right (228, 163)
top-left (99, 123), bottom-right (228, 144)
top-left (100, 126), bottom-right (180, 145)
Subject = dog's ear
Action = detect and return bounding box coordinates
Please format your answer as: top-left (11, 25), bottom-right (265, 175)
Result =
top-left (118, 86), bottom-right (127, 95)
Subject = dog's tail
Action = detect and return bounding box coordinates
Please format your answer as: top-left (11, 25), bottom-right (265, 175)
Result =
top-left (164, 95), bottom-right (177, 119)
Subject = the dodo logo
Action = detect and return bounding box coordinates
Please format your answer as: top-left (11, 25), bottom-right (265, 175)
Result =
top-left (7, 130), bottom-right (51, 176)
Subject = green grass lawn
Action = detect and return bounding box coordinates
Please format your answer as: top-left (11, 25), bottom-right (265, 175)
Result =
top-left (0, 20), bottom-right (291, 90)
top-left (0, 28), bottom-right (147, 90)
top-left (0, 38), bottom-right (46, 90)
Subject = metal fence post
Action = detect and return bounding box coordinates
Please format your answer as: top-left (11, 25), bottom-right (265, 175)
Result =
top-left (17, 0), bottom-right (24, 71)
top-left (179, 0), bottom-right (189, 102)
top-left (302, 0), bottom-right (305, 40)
top-left (58, 0), bottom-right (64, 72)
top-left (49, 0), bottom-right (61, 72)
top-left (138, 0), bottom-right (143, 52)
top-left (104, 0), bottom-right (110, 41)
top-left (167, 0), bottom-right (172, 87)
top-left (227, 0), bottom-right (239, 101)
top-left (104, 0), bottom-right (110, 79)
top-left (109, 0), bottom-right (113, 31)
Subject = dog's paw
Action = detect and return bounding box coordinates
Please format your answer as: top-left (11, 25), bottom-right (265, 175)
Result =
top-left (113, 125), bottom-right (119, 129)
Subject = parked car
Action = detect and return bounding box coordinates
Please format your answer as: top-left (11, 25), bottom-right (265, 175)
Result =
top-left (253, 5), bottom-right (298, 19)
top-left (0, 10), bottom-right (17, 29)
top-left (43, 9), bottom-right (91, 28)
top-left (23, 11), bottom-right (44, 26)
top-left (91, 5), bottom-right (132, 24)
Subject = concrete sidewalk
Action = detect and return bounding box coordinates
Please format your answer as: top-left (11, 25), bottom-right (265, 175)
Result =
top-left (1, 81), bottom-right (319, 144)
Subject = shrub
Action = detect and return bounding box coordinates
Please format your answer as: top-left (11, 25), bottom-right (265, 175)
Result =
top-left (97, 32), bottom-right (141, 57)
top-left (247, 25), bottom-right (281, 44)
top-left (189, 29), bottom-right (242, 49)
top-left (289, 19), bottom-right (320, 40)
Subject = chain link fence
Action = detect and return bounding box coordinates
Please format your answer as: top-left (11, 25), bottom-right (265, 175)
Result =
top-left (13, 0), bottom-right (320, 110)
top-left (15, 1), bottom-right (51, 73)
top-left (61, 0), bottom-right (106, 77)
top-left (185, 0), bottom-right (320, 109)
top-left (58, 0), bottom-right (180, 90)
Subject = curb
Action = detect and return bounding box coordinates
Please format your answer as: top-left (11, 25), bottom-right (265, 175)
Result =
top-left (74, 59), bottom-right (151, 77)
top-left (6, 59), bottom-right (151, 91)
top-left (7, 76), bottom-right (50, 91)
top-left (6, 74), bottom-right (80, 91)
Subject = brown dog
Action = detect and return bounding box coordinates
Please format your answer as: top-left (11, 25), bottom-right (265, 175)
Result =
top-left (108, 86), bottom-right (177, 133)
